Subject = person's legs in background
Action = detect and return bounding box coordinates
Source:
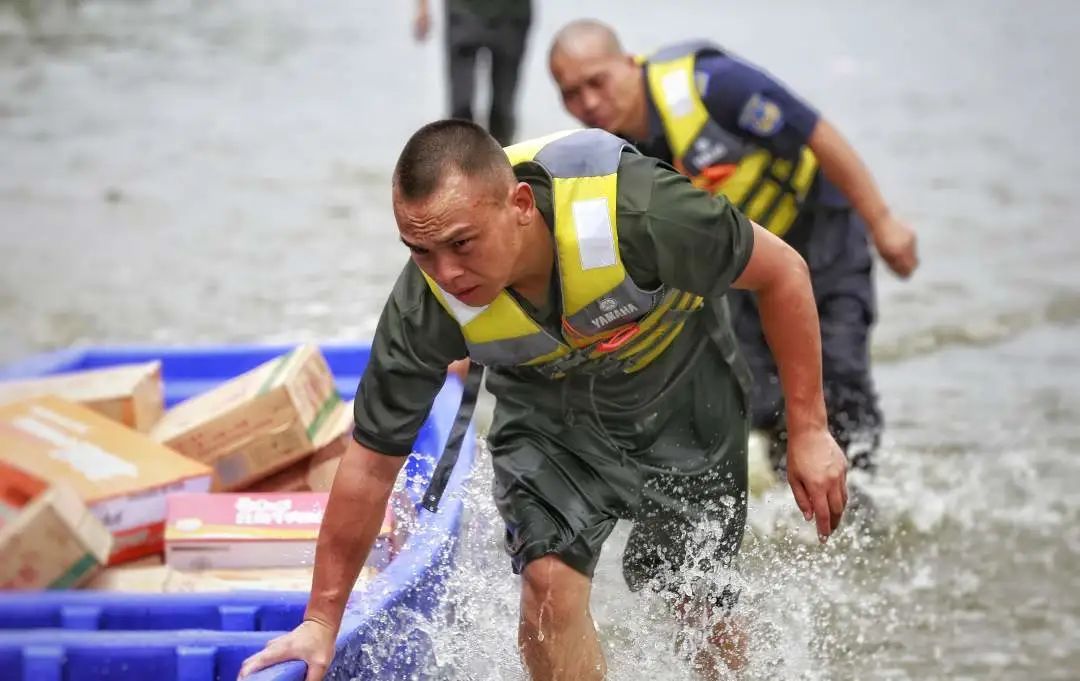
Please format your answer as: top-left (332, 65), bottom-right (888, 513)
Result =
top-left (486, 15), bottom-right (531, 145)
top-left (445, 8), bottom-right (481, 123)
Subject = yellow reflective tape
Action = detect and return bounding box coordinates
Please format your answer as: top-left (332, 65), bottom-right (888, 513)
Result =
top-left (646, 53), bottom-right (710, 159)
top-left (626, 320), bottom-right (689, 373)
top-left (524, 345), bottom-right (571, 367)
top-left (463, 293), bottom-right (546, 343)
top-left (553, 173), bottom-right (622, 316)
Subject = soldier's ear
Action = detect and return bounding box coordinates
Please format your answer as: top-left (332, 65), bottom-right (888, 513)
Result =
top-left (511, 181), bottom-right (535, 226)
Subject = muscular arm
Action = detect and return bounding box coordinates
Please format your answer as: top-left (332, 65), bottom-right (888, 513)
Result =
top-left (241, 263), bottom-right (465, 680)
top-left (732, 225), bottom-right (825, 434)
top-left (733, 224), bottom-right (847, 540)
top-left (807, 119), bottom-right (918, 277)
top-left (807, 119), bottom-right (915, 271)
top-left (304, 440), bottom-right (407, 630)
top-left (807, 119), bottom-right (887, 226)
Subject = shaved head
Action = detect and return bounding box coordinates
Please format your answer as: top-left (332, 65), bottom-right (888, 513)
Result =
top-left (548, 18), bottom-right (624, 63)
top-left (548, 20), bottom-right (646, 137)
top-left (393, 119), bottom-right (515, 204)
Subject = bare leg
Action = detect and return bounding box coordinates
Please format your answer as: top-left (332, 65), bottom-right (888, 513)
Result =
top-left (518, 555), bottom-right (606, 681)
top-left (674, 598), bottom-right (748, 680)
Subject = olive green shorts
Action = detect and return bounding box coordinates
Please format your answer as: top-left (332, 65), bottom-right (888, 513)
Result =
top-left (487, 344), bottom-right (748, 599)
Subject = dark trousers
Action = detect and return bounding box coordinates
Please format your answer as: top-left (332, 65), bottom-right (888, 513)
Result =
top-left (445, 8), bottom-right (530, 145)
top-left (730, 204), bottom-right (883, 472)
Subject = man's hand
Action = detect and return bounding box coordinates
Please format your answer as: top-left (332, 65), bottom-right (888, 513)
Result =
top-left (871, 213), bottom-right (918, 278)
top-left (785, 428), bottom-right (848, 542)
top-left (413, 3), bottom-right (431, 41)
top-left (447, 358), bottom-right (470, 382)
top-left (239, 618), bottom-right (337, 681)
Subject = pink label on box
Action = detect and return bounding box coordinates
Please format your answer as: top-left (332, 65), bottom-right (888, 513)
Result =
top-left (168, 492), bottom-right (328, 530)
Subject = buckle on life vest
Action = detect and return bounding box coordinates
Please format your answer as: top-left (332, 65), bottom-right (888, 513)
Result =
top-left (597, 324), bottom-right (641, 353)
top-left (694, 163), bottom-right (738, 194)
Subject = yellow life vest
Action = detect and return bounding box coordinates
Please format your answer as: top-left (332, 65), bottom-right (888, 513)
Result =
top-left (643, 41), bottom-right (819, 238)
top-left (422, 129), bottom-right (703, 378)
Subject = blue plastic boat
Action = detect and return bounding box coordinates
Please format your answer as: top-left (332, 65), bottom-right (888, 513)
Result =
top-left (0, 344), bottom-right (475, 681)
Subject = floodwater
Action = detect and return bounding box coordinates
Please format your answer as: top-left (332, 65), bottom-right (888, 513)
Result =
top-left (1, 1), bottom-right (1077, 678)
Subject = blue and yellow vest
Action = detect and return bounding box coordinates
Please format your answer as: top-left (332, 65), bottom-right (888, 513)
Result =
top-left (644, 41), bottom-right (818, 238)
top-left (422, 129), bottom-right (703, 378)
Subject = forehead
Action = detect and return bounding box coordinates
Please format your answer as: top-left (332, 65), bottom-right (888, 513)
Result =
top-left (394, 171), bottom-right (501, 239)
top-left (553, 44), bottom-right (619, 83)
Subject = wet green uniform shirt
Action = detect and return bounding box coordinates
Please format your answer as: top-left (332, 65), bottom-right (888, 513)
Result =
top-left (354, 151), bottom-right (755, 586)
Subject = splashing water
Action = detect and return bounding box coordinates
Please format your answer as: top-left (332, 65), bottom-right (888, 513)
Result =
top-left (369, 439), bottom-right (922, 681)
top-left (1, 2), bottom-right (1077, 678)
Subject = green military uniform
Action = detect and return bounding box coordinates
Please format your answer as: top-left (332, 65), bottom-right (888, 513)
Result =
top-left (354, 134), bottom-right (754, 598)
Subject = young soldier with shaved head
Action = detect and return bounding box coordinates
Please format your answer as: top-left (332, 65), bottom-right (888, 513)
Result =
top-left (241, 120), bottom-right (847, 680)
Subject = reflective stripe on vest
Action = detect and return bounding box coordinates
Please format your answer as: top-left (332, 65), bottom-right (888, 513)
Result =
top-left (645, 42), bottom-right (819, 238)
top-left (423, 128), bottom-right (703, 377)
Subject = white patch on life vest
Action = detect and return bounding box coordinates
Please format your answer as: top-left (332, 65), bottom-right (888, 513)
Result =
top-left (738, 93), bottom-right (784, 137)
top-left (599, 297), bottom-right (618, 312)
top-left (571, 197), bottom-right (617, 271)
top-left (660, 69), bottom-right (694, 118)
top-left (435, 283), bottom-right (489, 326)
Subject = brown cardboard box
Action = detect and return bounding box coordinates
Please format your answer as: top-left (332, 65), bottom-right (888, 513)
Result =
top-left (83, 555), bottom-right (169, 591)
top-left (241, 458), bottom-right (311, 493)
top-left (0, 461), bottom-right (113, 589)
top-left (150, 345), bottom-right (341, 491)
top-left (244, 399), bottom-right (353, 494)
top-left (85, 553), bottom-right (376, 593)
top-left (0, 362), bottom-right (164, 432)
top-left (0, 396), bottom-right (212, 564)
top-left (306, 400), bottom-right (353, 493)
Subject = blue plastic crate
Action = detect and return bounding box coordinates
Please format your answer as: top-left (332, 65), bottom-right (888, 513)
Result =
top-left (0, 344), bottom-right (475, 681)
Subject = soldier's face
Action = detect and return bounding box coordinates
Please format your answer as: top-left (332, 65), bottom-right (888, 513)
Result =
top-left (394, 171), bottom-right (532, 307)
top-left (551, 47), bottom-right (640, 134)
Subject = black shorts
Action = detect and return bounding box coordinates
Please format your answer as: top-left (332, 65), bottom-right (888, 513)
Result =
top-left (488, 344), bottom-right (748, 601)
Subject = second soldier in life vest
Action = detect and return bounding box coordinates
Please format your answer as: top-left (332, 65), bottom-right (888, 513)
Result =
top-left (548, 19), bottom-right (919, 480)
top-left (240, 121), bottom-right (847, 680)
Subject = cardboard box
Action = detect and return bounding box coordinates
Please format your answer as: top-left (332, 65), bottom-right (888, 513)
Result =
top-left (241, 458), bottom-right (312, 493)
top-left (165, 492), bottom-right (397, 571)
top-left (306, 400), bottom-right (353, 493)
top-left (0, 461), bottom-right (113, 590)
top-left (0, 362), bottom-right (164, 432)
top-left (0, 396), bottom-right (213, 564)
top-left (160, 565), bottom-right (376, 593)
top-left (244, 399), bottom-right (353, 494)
top-left (83, 555), bottom-right (169, 592)
top-left (84, 554), bottom-right (376, 593)
top-left (240, 397), bottom-right (349, 492)
top-left (150, 345), bottom-right (341, 491)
